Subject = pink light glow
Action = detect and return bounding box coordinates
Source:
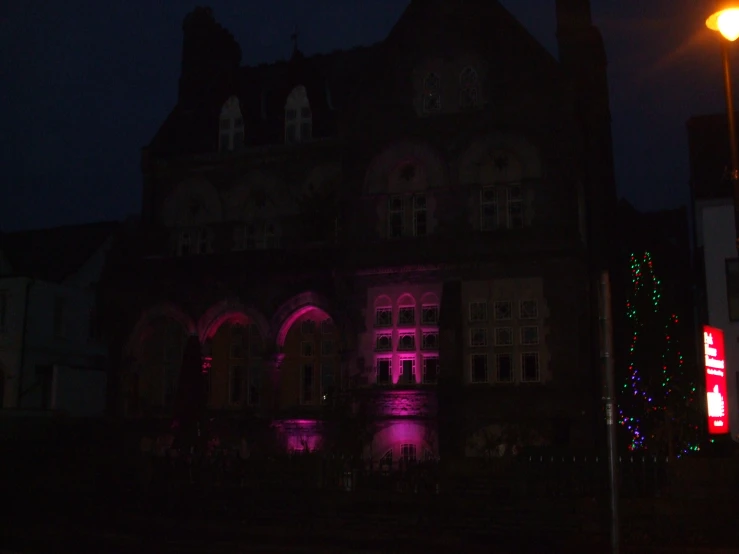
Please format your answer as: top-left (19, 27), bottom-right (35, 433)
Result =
top-left (201, 356), bottom-right (212, 375)
top-left (201, 311), bottom-right (252, 341)
top-left (367, 421), bottom-right (436, 461)
top-left (274, 419), bottom-right (323, 452)
top-left (276, 305), bottom-right (331, 347)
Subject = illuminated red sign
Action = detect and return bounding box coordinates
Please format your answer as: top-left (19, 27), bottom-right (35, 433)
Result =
top-left (703, 325), bottom-right (729, 435)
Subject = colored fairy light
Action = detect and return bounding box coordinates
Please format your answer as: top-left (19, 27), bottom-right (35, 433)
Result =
top-left (618, 252), bottom-right (700, 456)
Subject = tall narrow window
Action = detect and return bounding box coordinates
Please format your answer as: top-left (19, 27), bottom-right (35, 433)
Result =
top-left (400, 358), bottom-right (416, 385)
top-left (460, 67), bottom-right (479, 109)
top-left (413, 194), bottom-right (427, 236)
top-left (219, 95), bottom-right (244, 152)
top-left (422, 73), bottom-right (441, 114)
top-left (377, 358), bottom-right (391, 385)
top-left (53, 297), bottom-right (65, 338)
top-left (388, 195), bottom-right (404, 238)
top-left (301, 363), bottom-right (314, 404)
top-left (285, 85), bottom-right (312, 144)
top-left (177, 228), bottom-right (210, 256)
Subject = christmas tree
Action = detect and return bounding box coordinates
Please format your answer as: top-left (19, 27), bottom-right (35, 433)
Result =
top-left (618, 251), bottom-right (701, 456)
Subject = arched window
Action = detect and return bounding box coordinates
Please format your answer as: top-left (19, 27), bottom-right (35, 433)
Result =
top-left (219, 95), bottom-right (244, 152)
top-left (460, 67), bottom-right (479, 109)
top-left (285, 85), bottom-right (312, 144)
top-left (422, 73), bottom-right (441, 114)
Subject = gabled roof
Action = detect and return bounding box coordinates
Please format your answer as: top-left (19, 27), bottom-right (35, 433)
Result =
top-left (0, 221), bottom-right (120, 282)
top-left (147, 0), bottom-right (565, 157)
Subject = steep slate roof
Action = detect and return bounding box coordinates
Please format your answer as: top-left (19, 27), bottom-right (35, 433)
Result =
top-left (0, 221), bottom-right (120, 282)
top-left (147, 0), bottom-right (562, 156)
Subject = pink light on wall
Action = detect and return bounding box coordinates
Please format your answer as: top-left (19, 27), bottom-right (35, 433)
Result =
top-left (274, 419), bottom-right (323, 452)
top-left (201, 356), bottom-right (212, 375)
top-left (276, 305), bottom-right (331, 347)
top-left (703, 325), bottom-right (729, 434)
top-left (367, 420), bottom-right (437, 461)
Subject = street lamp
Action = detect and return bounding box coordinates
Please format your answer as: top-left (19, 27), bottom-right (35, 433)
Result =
top-left (706, 3), bottom-right (739, 252)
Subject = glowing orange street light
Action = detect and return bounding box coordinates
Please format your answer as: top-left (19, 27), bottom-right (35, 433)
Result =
top-left (706, 3), bottom-right (739, 253)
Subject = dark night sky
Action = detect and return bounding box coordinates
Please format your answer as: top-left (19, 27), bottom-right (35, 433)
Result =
top-left (1, 0), bottom-right (736, 231)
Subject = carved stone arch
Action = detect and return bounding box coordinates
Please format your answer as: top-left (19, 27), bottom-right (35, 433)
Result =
top-left (374, 294), bottom-right (393, 308)
top-left (420, 292), bottom-right (439, 306)
top-left (161, 178), bottom-right (223, 228)
top-left (364, 141), bottom-right (448, 195)
top-left (198, 300), bottom-right (270, 343)
top-left (457, 132), bottom-right (542, 184)
top-left (272, 291), bottom-right (345, 348)
top-left (223, 170), bottom-right (295, 221)
top-left (124, 303), bottom-right (197, 357)
top-left (397, 293), bottom-right (416, 307)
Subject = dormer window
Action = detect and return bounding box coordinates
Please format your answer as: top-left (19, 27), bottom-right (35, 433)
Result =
top-left (460, 67), bottom-right (479, 109)
top-left (285, 85), bottom-right (312, 144)
top-left (422, 73), bottom-right (441, 114)
top-left (219, 95), bottom-right (244, 152)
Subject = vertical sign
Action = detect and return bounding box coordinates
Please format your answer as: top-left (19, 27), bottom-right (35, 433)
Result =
top-left (703, 325), bottom-right (729, 434)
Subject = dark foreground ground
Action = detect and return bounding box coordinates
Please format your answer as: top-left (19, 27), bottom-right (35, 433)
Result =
top-left (2, 484), bottom-right (738, 554)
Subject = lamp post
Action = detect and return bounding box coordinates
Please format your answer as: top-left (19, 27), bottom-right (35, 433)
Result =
top-left (706, 3), bottom-right (739, 252)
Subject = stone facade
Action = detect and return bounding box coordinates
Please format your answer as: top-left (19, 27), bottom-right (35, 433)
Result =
top-left (99, 0), bottom-right (617, 465)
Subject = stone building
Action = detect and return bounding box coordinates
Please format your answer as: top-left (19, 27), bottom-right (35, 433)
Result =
top-left (99, 0), bottom-right (617, 464)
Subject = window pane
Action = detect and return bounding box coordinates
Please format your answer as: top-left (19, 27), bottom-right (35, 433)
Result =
top-left (286, 109), bottom-right (297, 121)
top-left (377, 359), bottom-right (391, 385)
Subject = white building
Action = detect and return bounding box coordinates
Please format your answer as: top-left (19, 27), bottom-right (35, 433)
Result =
top-left (688, 114), bottom-right (739, 441)
top-left (0, 222), bottom-right (119, 415)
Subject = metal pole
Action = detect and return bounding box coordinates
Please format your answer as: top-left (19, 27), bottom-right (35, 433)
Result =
top-left (600, 270), bottom-right (620, 554)
top-left (720, 39), bottom-right (739, 254)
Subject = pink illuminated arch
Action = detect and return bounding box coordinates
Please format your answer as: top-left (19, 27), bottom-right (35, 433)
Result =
top-left (124, 303), bottom-right (196, 356)
top-left (197, 300), bottom-right (270, 342)
top-left (368, 421), bottom-right (438, 462)
top-left (272, 291), bottom-right (337, 347)
top-left (397, 293), bottom-right (416, 307)
top-left (420, 292), bottom-right (439, 306)
top-left (374, 294), bottom-right (392, 308)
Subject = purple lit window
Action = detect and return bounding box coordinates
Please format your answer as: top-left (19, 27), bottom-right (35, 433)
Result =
top-left (494, 327), bottom-right (512, 346)
top-left (521, 352), bottom-right (540, 383)
top-left (496, 354), bottom-right (513, 383)
top-left (376, 334), bottom-right (392, 351)
top-left (469, 301), bottom-right (487, 322)
top-left (398, 307), bottom-right (415, 326)
top-left (398, 334), bottom-right (415, 351)
top-left (471, 353), bottom-right (488, 383)
top-left (400, 359), bottom-right (416, 384)
top-left (377, 359), bottom-right (391, 385)
top-left (423, 357), bottom-right (439, 384)
top-left (422, 305), bottom-right (439, 325)
top-left (375, 308), bottom-right (392, 327)
top-left (400, 443), bottom-right (417, 462)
